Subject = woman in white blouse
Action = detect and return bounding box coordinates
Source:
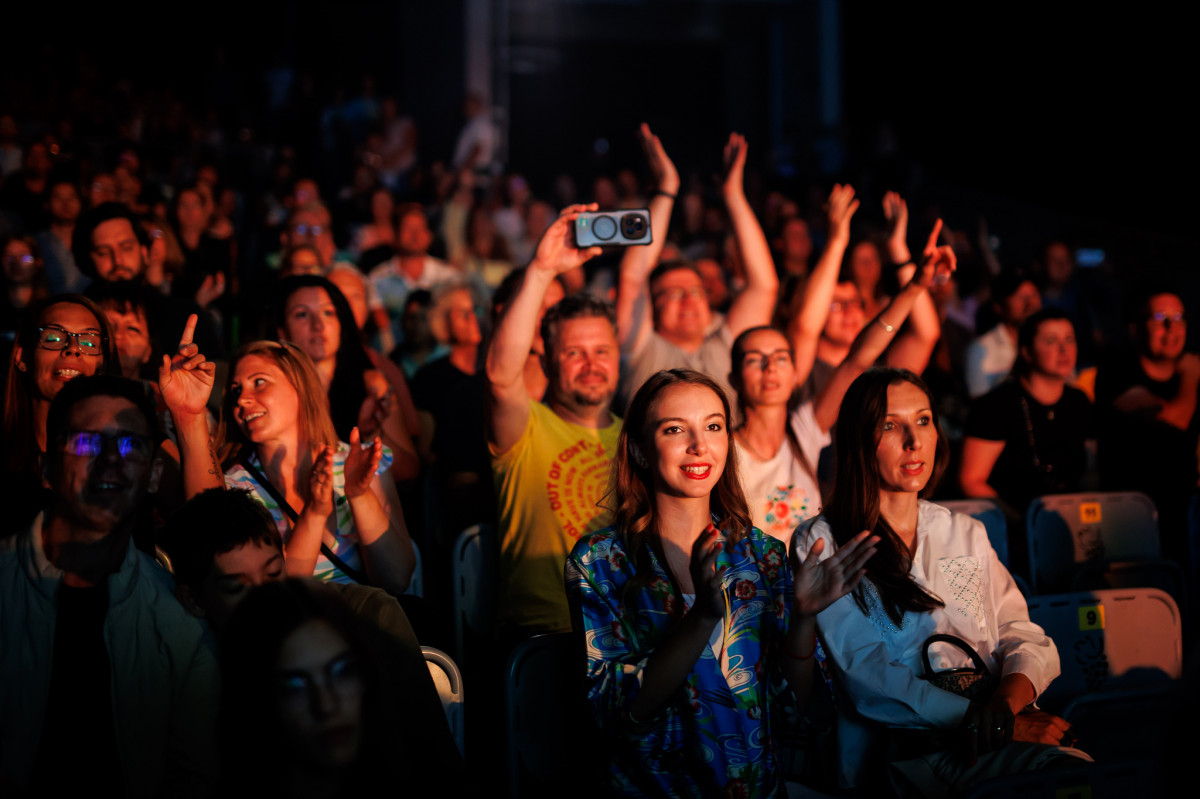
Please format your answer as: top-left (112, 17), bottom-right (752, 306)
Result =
top-left (796, 367), bottom-right (1088, 795)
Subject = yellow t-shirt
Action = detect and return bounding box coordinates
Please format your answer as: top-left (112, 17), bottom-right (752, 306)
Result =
top-left (491, 400), bottom-right (621, 632)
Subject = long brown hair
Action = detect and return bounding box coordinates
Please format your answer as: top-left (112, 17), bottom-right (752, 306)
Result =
top-left (606, 369), bottom-right (751, 615)
top-left (825, 367), bottom-right (948, 626)
top-left (218, 340), bottom-right (339, 468)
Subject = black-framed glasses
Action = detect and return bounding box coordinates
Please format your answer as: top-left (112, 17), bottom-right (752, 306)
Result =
top-left (61, 430), bottom-right (152, 460)
top-left (37, 326), bottom-right (104, 354)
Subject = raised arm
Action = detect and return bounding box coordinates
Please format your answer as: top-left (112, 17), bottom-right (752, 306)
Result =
top-left (721, 134), bottom-right (778, 337)
top-left (486, 204), bottom-right (602, 453)
top-left (616, 124), bottom-right (679, 354)
top-left (159, 314), bottom-right (224, 500)
top-left (813, 220), bottom-right (956, 431)
top-left (787, 185), bottom-right (859, 387)
top-left (887, 214), bottom-right (944, 374)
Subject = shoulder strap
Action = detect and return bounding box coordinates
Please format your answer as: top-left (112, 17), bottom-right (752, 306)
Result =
top-left (239, 456), bottom-right (370, 585)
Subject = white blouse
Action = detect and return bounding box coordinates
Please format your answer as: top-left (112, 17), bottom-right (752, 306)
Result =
top-left (795, 500), bottom-right (1060, 787)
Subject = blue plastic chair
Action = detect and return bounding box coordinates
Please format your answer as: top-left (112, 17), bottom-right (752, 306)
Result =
top-left (1025, 491), bottom-right (1160, 593)
top-left (1025, 588), bottom-right (1182, 713)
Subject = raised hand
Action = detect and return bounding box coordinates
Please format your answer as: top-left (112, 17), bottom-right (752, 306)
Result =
top-left (530, 203), bottom-right (604, 275)
top-left (722, 133), bottom-right (748, 198)
top-left (882, 191), bottom-right (911, 263)
top-left (826, 184), bottom-right (860, 245)
top-left (159, 313), bottom-right (215, 417)
top-left (792, 531), bottom-right (878, 618)
top-left (343, 426), bottom-right (382, 500)
top-left (307, 445), bottom-right (336, 519)
top-left (689, 524), bottom-right (727, 621)
top-left (909, 219), bottom-right (956, 289)
top-left (639, 123), bottom-right (680, 196)
top-left (194, 271), bottom-right (226, 308)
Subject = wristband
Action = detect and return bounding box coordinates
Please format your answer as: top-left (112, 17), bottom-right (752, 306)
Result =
top-left (652, 189), bottom-right (677, 200)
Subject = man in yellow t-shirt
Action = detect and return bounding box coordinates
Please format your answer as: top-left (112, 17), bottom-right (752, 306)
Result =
top-left (487, 204), bottom-right (620, 634)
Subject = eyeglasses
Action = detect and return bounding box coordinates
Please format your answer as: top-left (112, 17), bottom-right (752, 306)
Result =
top-left (1148, 311), bottom-right (1186, 327)
top-left (741, 351), bottom-right (793, 371)
top-left (652, 286), bottom-right (706, 303)
top-left (4, 254), bottom-right (35, 267)
top-left (275, 655), bottom-right (363, 708)
top-left (291, 223), bottom-right (325, 238)
top-left (829, 299), bottom-right (865, 313)
top-left (37, 326), bottom-right (104, 354)
top-left (61, 430), bottom-right (152, 460)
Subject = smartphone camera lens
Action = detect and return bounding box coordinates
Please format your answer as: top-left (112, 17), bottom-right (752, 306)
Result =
top-left (592, 215), bottom-right (617, 241)
top-left (621, 213), bottom-right (647, 239)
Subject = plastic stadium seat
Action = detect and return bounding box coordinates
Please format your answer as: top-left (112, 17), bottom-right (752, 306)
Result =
top-left (452, 523), bottom-right (496, 663)
top-left (1025, 492), bottom-right (1159, 593)
top-left (1025, 588), bottom-right (1182, 712)
top-left (422, 646), bottom-right (465, 758)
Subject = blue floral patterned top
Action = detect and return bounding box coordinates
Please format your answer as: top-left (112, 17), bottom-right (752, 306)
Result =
top-left (565, 524), bottom-right (793, 798)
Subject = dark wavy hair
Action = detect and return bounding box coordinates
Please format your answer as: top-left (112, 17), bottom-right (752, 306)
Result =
top-left (605, 369), bottom-right (751, 617)
top-left (825, 367), bottom-right (948, 626)
top-left (269, 274), bottom-right (375, 441)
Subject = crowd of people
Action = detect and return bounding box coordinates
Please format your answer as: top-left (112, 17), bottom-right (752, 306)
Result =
top-left (0, 79), bottom-right (1192, 797)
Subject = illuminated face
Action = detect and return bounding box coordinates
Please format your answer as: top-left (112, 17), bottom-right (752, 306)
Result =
top-left (49, 182), bottom-right (81, 224)
top-left (18, 302), bottom-right (105, 402)
top-left (104, 306), bottom-right (153, 379)
top-left (875, 381), bottom-right (938, 496)
top-left (197, 540), bottom-right (285, 632)
top-left (999, 281), bottom-right (1042, 328)
top-left (285, 209), bottom-right (334, 265)
top-left (273, 620), bottom-right (365, 771)
top-left (49, 395), bottom-right (156, 533)
top-left (1025, 319), bottom-right (1076, 380)
top-left (396, 210), bottom-right (433, 256)
top-left (230, 355), bottom-right (302, 446)
top-left (651, 267), bottom-right (711, 343)
top-left (442, 289), bottom-right (481, 346)
top-left (546, 316), bottom-right (619, 411)
top-left (89, 174), bottom-right (118, 207)
top-left (282, 288), bottom-right (341, 365)
top-left (737, 328), bottom-right (795, 408)
top-left (822, 282), bottom-right (866, 347)
top-left (644, 382), bottom-right (729, 500)
top-left (782, 218), bottom-right (812, 266)
top-left (3, 238), bottom-right (37, 283)
top-left (849, 241), bottom-right (882, 289)
top-left (1142, 293), bottom-right (1187, 363)
top-left (176, 189), bottom-right (208, 230)
top-left (90, 218), bottom-right (145, 281)
top-left (1044, 243), bottom-right (1074, 287)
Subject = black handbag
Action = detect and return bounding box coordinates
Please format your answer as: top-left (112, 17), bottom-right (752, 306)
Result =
top-left (920, 633), bottom-right (998, 702)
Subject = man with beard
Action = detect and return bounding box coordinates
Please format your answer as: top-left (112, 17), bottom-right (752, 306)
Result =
top-left (486, 204), bottom-right (620, 636)
top-left (74, 201), bottom-right (225, 358)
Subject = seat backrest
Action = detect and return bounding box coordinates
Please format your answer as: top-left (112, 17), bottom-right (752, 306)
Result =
top-left (939, 499), bottom-right (1010, 567)
top-left (405, 539), bottom-right (424, 598)
top-left (1025, 587), bottom-right (1182, 711)
top-left (452, 523), bottom-right (496, 661)
top-left (506, 632), bottom-right (593, 798)
top-left (421, 646), bottom-right (465, 758)
top-left (1026, 491), bottom-right (1160, 592)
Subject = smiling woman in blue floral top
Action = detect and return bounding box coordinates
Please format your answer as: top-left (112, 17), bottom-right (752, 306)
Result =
top-left (566, 369), bottom-right (877, 797)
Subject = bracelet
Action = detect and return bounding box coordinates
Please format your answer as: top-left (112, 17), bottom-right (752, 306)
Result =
top-left (652, 189), bottom-right (677, 200)
top-left (877, 318), bottom-right (895, 333)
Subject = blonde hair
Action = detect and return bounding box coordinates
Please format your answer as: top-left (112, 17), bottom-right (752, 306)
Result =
top-left (219, 340), bottom-right (339, 466)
